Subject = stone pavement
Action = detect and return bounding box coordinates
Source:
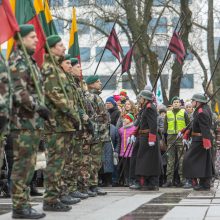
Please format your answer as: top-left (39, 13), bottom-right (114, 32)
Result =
top-left (0, 181), bottom-right (220, 220)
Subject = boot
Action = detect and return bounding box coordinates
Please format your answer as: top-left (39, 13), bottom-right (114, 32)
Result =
top-left (82, 189), bottom-right (97, 197)
top-left (43, 201), bottom-right (72, 212)
top-left (90, 186), bottom-right (107, 196)
top-left (69, 191), bottom-right (89, 200)
top-left (129, 181), bottom-right (141, 190)
top-left (30, 172), bottom-right (43, 197)
top-left (12, 207), bottom-right (46, 219)
top-left (60, 195), bottom-right (81, 205)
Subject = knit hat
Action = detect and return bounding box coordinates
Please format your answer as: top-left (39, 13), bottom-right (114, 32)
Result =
top-left (106, 96), bottom-right (116, 106)
top-left (120, 89), bottom-right (127, 97)
top-left (46, 35), bottom-right (62, 48)
top-left (124, 113), bottom-right (134, 122)
top-left (85, 75), bottom-right (99, 85)
top-left (113, 94), bottom-right (121, 102)
top-left (14, 24), bottom-right (35, 40)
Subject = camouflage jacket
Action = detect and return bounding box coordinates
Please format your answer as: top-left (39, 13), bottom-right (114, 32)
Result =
top-left (0, 57), bottom-right (10, 133)
top-left (42, 54), bottom-right (80, 133)
top-left (8, 48), bottom-right (44, 131)
top-left (87, 89), bottom-right (110, 142)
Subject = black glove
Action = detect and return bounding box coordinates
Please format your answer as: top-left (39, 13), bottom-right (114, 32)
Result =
top-left (36, 105), bottom-right (50, 121)
top-left (0, 116), bottom-right (7, 130)
top-left (66, 112), bottom-right (80, 130)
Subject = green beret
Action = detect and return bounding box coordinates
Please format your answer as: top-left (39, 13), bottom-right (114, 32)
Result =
top-left (14, 24), bottom-right (35, 40)
top-left (47, 35), bottom-right (62, 48)
top-left (63, 54), bottom-right (71, 61)
top-left (70, 58), bottom-right (79, 66)
top-left (171, 96), bottom-right (180, 104)
top-left (85, 75), bottom-right (100, 85)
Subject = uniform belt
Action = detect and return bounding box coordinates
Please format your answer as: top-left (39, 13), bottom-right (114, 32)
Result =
top-left (139, 129), bottom-right (150, 134)
top-left (191, 132), bottom-right (202, 136)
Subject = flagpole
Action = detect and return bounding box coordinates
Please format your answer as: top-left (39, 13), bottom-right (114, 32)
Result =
top-left (94, 16), bottom-right (119, 75)
top-left (101, 33), bottom-right (142, 91)
top-left (151, 13), bottom-right (187, 92)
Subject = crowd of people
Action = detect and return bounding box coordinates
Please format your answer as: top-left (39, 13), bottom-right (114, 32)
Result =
top-left (0, 24), bottom-right (220, 219)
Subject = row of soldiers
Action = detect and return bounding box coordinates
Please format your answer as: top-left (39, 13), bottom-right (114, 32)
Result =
top-left (0, 24), bottom-right (110, 219)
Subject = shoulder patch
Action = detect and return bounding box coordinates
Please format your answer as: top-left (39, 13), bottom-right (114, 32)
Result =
top-left (146, 102), bottom-right (151, 108)
top-left (198, 108), bottom-right (203, 113)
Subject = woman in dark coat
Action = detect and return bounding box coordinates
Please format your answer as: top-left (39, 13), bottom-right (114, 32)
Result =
top-left (183, 93), bottom-right (214, 190)
top-left (135, 90), bottom-right (161, 190)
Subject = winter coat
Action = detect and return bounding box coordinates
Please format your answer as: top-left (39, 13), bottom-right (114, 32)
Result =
top-left (183, 105), bottom-right (214, 178)
top-left (108, 106), bottom-right (121, 126)
top-left (102, 124), bottom-right (120, 173)
top-left (118, 124), bottom-right (136, 157)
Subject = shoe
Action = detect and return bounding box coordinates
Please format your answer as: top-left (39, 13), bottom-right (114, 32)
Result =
top-left (43, 201), bottom-right (72, 212)
top-left (12, 207), bottom-right (46, 219)
top-left (129, 182), bottom-right (141, 190)
top-left (183, 182), bottom-right (192, 189)
top-left (193, 185), bottom-right (210, 191)
top-left (162, 181), bottom-right (173, 188)
top-left (90, 186), bottom-right (107, 196)
top-left (60, 195), bottom-right (81, 205)
top-left (69, 191), bottom-right (89, 200)
top-left (82, 189), bottom-right (97, 197)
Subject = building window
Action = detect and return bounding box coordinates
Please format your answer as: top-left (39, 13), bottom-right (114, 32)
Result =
top-left (96, 47), bottom-right (116, 62)
top-left (153, 0), bottom-right (166, 6)
top-left (161, 74), bottom-right (169, 89)
top-left (54, 19), bottom-right (64, 35)
top-left (50, 0), bottom-right (63, 7)
top-left (99, 75), bottom-right (117, 90)
top-left (95, 0), bottom-right (115, 6)
top-left (80, 47), bottom-right (90, 62)
top-left (148, 17), bottom-right (168, 33)
top-left (78, 22), bottom-right (90, 35)
top-left (70, 0), bottom-right (89, 7)
top-left (172, 0), bottom-right (192, 4)
top-left (180, 74), bottom-right (194, 89)
top-left (122, 74), bottom-right (137, 90)
top-left (95, 18), bottom-right (114, 34)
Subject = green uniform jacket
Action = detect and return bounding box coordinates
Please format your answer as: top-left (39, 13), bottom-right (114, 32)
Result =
top-left (8, 48), bottom-right (44, 131)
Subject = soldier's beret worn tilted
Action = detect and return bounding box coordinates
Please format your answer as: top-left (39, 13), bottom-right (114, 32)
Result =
top-left (14, 24), bottom-right (35, 40)
top-left (171, 96), bottom-right (180, 104)
top-left (63, 54), bottom-right (71, 61)
top-left (70, 58), bottom-right (79, 66)
top-left (46, 35), bottom-right (62, 48)
top-left (85, 75), bottom-right (100, 85)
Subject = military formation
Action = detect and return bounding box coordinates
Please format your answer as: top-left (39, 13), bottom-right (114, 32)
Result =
top-left (0, 23), bottom-right (218, 219)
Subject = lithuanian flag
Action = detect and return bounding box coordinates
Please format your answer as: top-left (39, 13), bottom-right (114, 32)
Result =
top-left (6, 0), bottom-right (46, 67)
top-left (68, 7), bottom-right (80, 61)
top-left (34, 0), bottom-right (57, 37)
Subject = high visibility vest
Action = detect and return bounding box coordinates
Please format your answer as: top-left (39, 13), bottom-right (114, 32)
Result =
top-left (167, 109), bottom-right (186, 134)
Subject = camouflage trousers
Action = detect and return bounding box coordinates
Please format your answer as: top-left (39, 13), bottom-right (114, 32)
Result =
top-left (61, 134), bottom-right (82, 194)
top-left (78, 141), bottom-right (92, 191)
top-left (89, 142), bottom-right (103, 187)
top-left (44, 132), bottom-right (72, 203)
top-left (166, 134), bottom-right (185, 183)
top-left (0, 137), bottom-right (5, 176)
top-left (11, 130), bottom-right (41, 209)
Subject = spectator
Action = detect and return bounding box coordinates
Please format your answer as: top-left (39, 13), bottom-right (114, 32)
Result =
top-left (106, 97), bottom-right (121, 126)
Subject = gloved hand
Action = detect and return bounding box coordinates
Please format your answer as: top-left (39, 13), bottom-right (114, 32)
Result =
top-left (130, 135), bottom-right (136, 143)
top-left (113, 151), bottom-right (119, 158)
top-left (127, 137), bottom-right (131, 144)
top-left (113, 151), bottom-right (119, 165)
top-left (182, 139), bottom-right (188, 146)
top-left (0, 116), bottom-right (7, 130)
top-left (36, 105), bottom-right (50, 121)
top-left (177, 131), bottom-right (183, 138)
top-left (148, 142), bottom-right (155, 147)
top-left (66, 112), bottom-right (80, 129)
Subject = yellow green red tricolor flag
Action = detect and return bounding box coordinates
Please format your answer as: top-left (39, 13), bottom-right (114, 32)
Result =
top-left (68, 7), bottom-right (80, 62)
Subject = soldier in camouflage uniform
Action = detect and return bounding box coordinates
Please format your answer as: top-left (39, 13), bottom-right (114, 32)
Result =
top-left (0, 55), bottom-right (10, 177)
top-left (42, 35), bottom-right (81, 212)
top-left (9, 25), bottom-right (47, 219)
top-left (86, 75), bottom-right (110, 195)
top-left (59, 55), bottom-right (89, 199)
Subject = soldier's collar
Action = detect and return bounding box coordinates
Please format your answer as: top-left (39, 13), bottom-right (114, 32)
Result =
top-left (90, 89), bottom-right (101, 95)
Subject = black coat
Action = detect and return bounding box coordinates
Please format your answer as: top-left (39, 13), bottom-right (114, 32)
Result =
top-left (135, 102), bottom-right (161, 177)
top-left (108, 106), bottom-right (121, 126)
top-left (183, 105), bottom-right (214, 178)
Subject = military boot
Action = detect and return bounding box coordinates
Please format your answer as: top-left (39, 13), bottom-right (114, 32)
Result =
top-left (82, 189), bottom-right (97, 197)
top-left (12, 207), bottom-right (46, 219)
top-left (43, 201), bottom-right (72, 212)
top-left (90, 186), bottom-right (107, 196)
top-left (60, 195), bottom-right (81, 205)
top-left (69, 191), bottom-right (89, 200)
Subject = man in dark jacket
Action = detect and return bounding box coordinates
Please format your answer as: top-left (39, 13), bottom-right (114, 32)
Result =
top-left (183, 93), bottom-right (214, 190)
top-left (105, 97), bottom-right (121, 126)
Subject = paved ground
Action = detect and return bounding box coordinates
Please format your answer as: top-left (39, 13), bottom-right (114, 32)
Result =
top-left (0, 181), bottom-right (220, 220)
